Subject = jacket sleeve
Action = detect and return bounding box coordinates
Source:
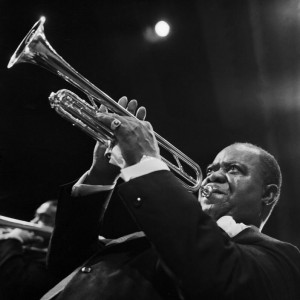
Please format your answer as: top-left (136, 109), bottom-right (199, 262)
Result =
top-left (47, 181), bottom-right (113, 279)
top-left (0, 237), bottom-right (23, 266)
top-left (117, 170), bottom-right (300, 299)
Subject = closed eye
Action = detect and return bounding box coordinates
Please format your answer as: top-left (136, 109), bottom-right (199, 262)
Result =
top-left (206, 168), bottom-right (212, 176)
top-left (227, 164), bottom-right (241, 173)
top-left (206, 165), bottom-right (216, 176)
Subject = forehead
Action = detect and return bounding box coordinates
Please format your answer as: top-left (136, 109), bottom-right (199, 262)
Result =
top-left (214, 144), bottom-right (261, 167)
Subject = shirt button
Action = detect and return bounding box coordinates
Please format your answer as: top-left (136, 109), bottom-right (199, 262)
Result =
top-left (81, 267), bottom-right (92, 273)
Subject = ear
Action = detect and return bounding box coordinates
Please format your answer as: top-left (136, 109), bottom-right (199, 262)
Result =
top-left (262, 184), bottom-right (278, 206)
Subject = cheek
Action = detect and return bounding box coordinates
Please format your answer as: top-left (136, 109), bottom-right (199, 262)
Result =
top-left (230, 180), bottom-right (263, 211)
top-left (231, 177), bottom-right (259, 196)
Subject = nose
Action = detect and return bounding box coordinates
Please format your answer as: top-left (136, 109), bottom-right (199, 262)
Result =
top-left (204, 169), bottom-right (227, 184)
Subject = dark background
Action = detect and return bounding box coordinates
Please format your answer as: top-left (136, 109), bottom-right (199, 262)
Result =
top-left (0, 0), bottom-right (300, 248)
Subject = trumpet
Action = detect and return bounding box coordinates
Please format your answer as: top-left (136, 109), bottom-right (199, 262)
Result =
top-left (0, 215), bottom-right (53, 237)
top-left (7, 17), bottom-right (206, 193)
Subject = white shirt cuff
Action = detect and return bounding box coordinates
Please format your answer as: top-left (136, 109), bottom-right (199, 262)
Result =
top-left (120, 157), bottom-right (170, 182)
top-left (71, 157), bottom-right (170, 196)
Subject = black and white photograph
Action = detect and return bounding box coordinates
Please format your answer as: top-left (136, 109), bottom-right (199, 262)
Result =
top-left (0, 1), bottom-right (300, 299)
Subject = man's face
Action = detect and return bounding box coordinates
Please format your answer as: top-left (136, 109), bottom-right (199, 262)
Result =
top-left (199, 144), bottom-right (265, 225)
top-left (31, 202), bottom-right (57, 228)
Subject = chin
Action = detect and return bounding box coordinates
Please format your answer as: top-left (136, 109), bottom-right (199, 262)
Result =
top-left (200, 202), bottom-right (227, 221)
top-left (201, 203), bottom-right (217, 220)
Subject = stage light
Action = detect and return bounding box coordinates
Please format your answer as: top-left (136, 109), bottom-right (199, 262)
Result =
top-left (154, 21), bottom-right (170, 37)
top-left (143, 20), bottom-right (171, 42)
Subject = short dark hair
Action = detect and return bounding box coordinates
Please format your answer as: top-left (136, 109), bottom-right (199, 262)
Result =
top-left (233, 142), bottom-right (282, 202)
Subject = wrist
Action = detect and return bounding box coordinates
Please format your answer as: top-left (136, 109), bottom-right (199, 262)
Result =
top-left (84, 166), bottom-right (120, 185)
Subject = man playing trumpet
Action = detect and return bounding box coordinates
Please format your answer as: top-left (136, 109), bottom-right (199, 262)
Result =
top-left (0, 200), bottom-right (57, 300)
top-left (43, 98), bottom-right (300, 299)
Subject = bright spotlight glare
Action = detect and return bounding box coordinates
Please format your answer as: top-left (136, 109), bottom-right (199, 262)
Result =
top-left (154, 21), bottom-right (170, 37)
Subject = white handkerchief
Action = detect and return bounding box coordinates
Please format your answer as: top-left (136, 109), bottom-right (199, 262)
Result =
top-left (217, 216), bottom-right (250, 238)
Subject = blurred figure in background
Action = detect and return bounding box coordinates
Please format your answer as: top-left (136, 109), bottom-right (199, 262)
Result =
top-left (0, 200), bottom-right (57, 300)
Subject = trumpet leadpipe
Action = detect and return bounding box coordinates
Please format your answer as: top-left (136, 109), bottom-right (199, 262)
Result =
top-left (0, 215), bottom-right (53, 237)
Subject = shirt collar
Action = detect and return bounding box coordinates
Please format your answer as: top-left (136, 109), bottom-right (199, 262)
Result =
top-left (217, 216), bottom-right (250, 238)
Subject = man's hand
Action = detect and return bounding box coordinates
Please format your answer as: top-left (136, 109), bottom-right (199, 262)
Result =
top-left (95, 113), bottom-right (160, 167)
top-left (84, 96), bottom-right (147, 185)
top-left (85, 140), bottom-right (120, 185)
top-left (4, 228), bottom-right (43, 245)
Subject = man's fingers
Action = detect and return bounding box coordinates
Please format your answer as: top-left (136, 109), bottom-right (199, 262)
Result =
top-left (136, 106), bottom-right (146, 120)
top-left (127, 99), bottom-right (138, 115)
top-left (117, 96), bottom-right (145, 119)
top-left (118, 96), bottom-right (128, 108)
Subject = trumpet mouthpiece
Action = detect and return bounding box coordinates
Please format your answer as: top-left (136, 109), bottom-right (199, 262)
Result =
top-left (200, 186), bottom-right (213, 198)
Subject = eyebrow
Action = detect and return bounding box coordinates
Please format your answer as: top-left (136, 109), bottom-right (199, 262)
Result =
top-left (206, 161), bottom-right (246, 172)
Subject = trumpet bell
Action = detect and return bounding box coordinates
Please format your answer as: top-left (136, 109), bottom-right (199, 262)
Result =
top-left (8, 17), bottom-right (50, 68)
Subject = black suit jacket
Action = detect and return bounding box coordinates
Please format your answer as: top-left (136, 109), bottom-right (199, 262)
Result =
top-left (48, 170), bottom-right (300, 300)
